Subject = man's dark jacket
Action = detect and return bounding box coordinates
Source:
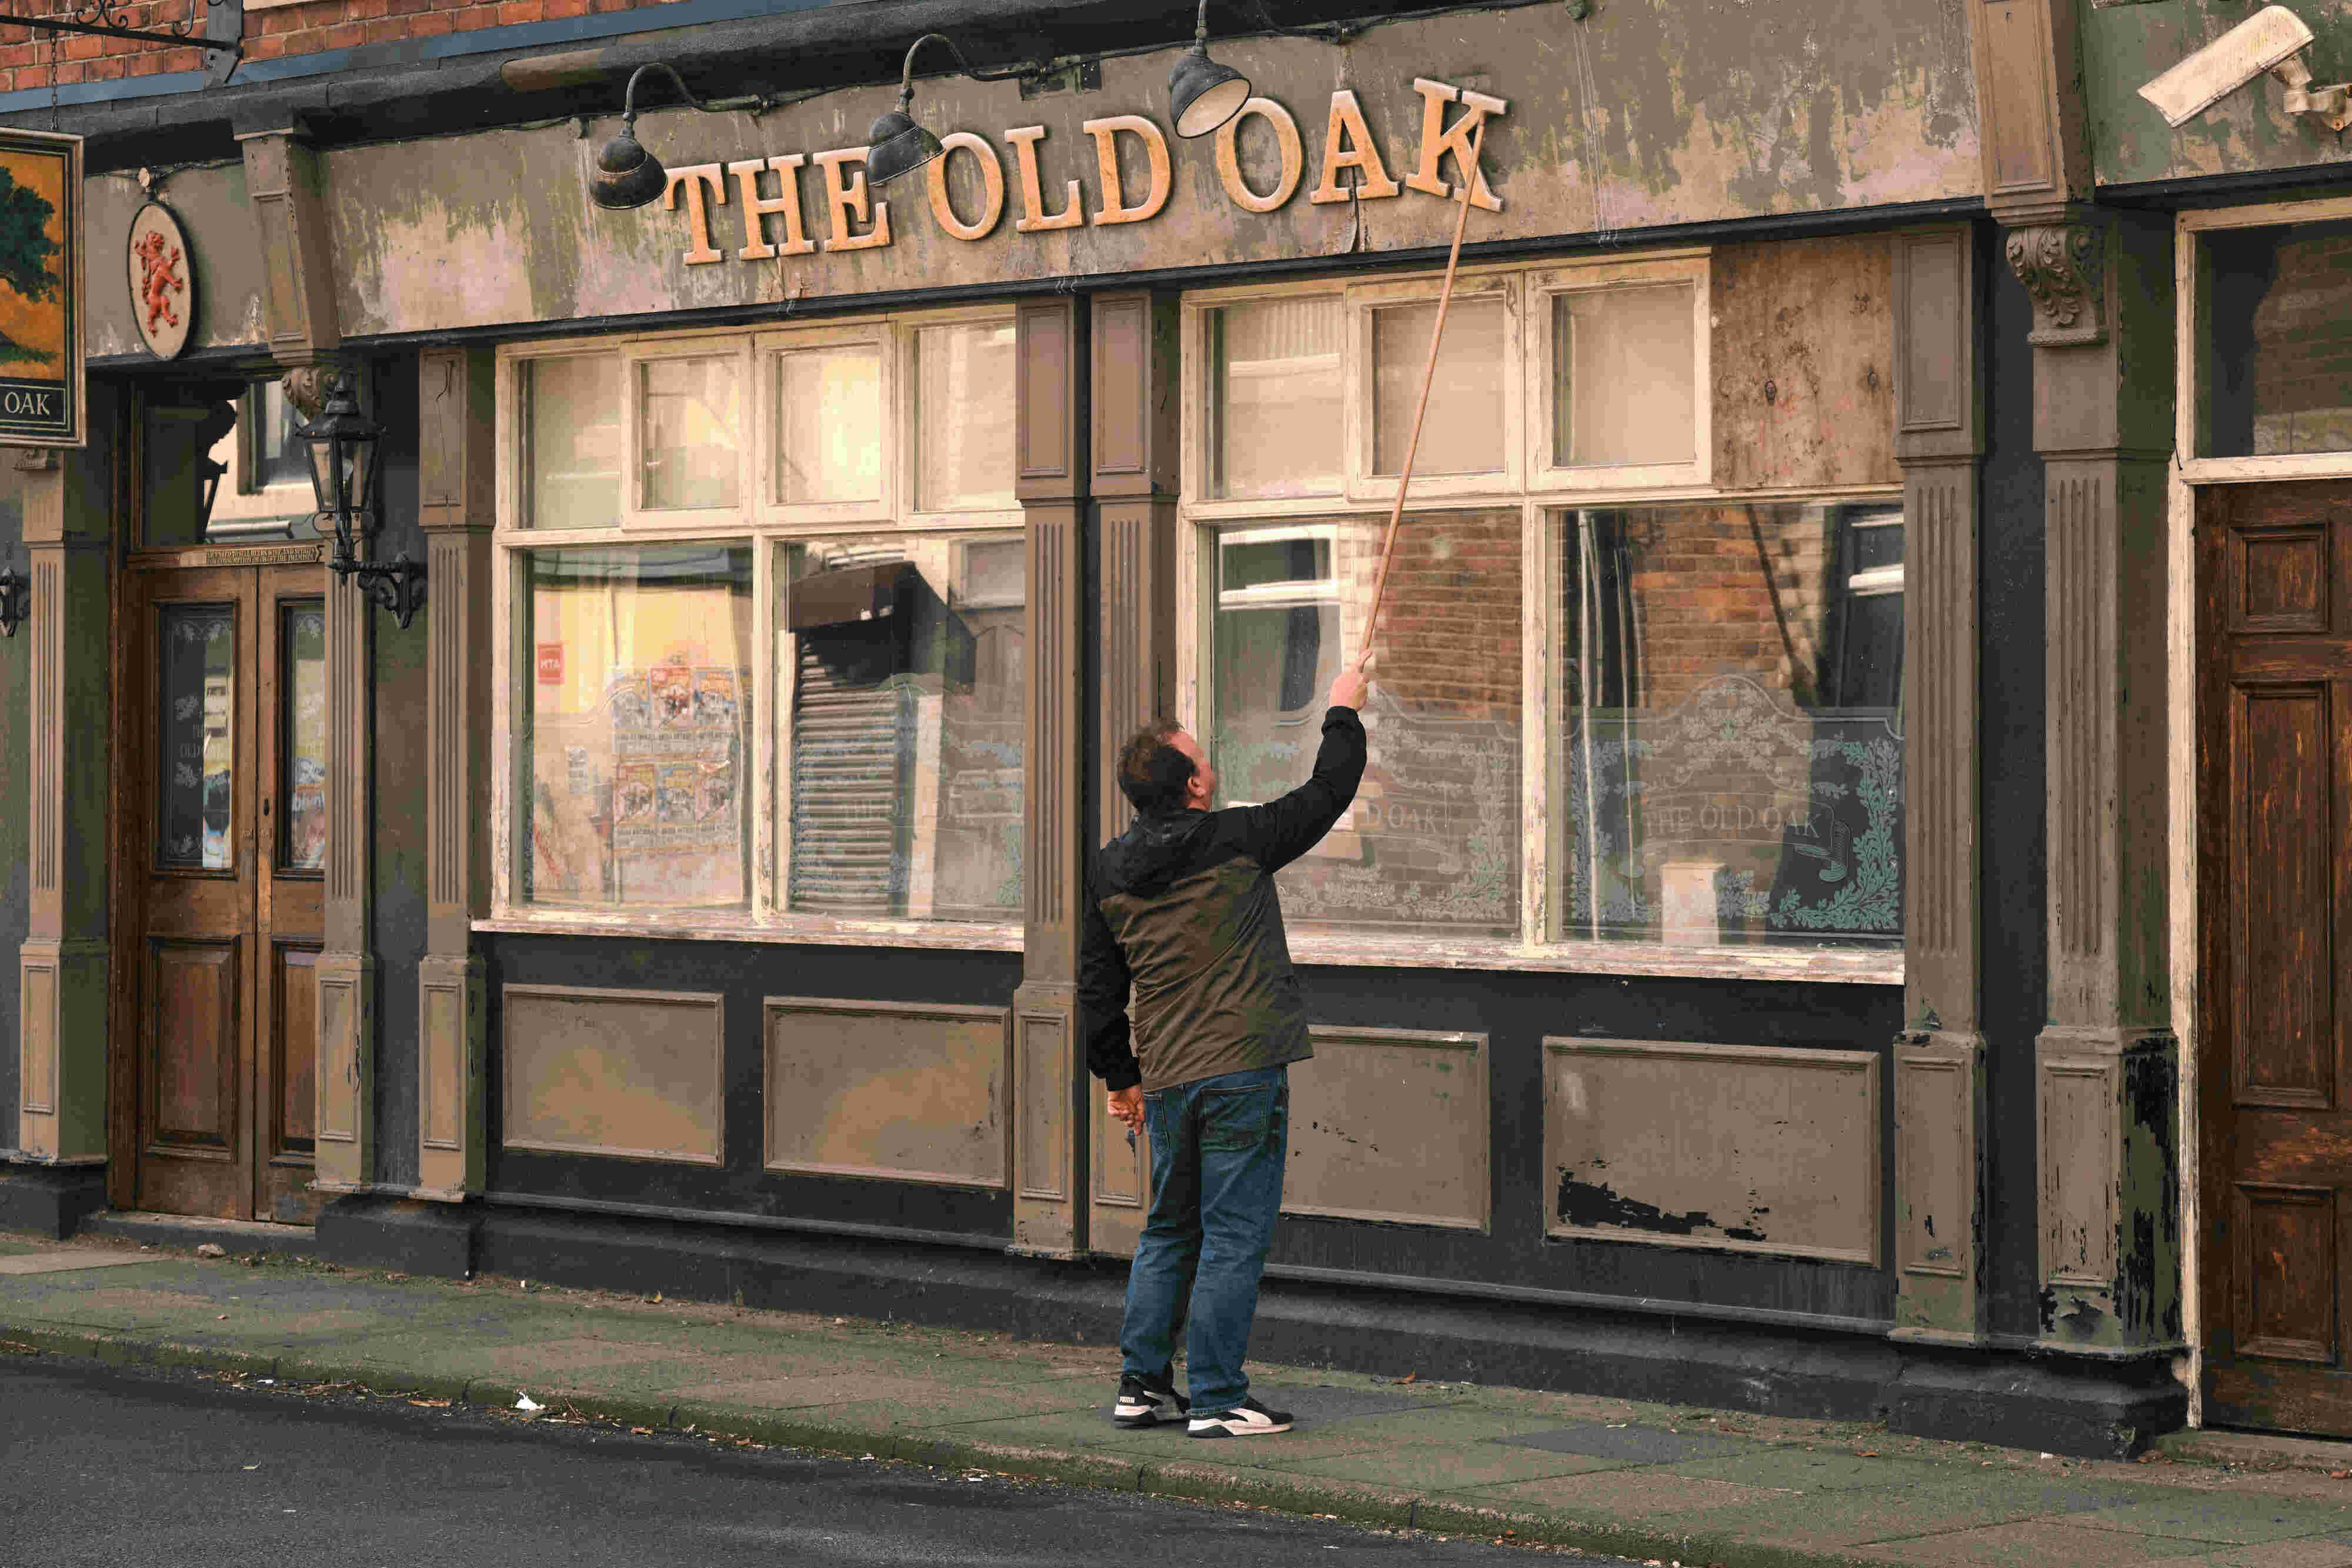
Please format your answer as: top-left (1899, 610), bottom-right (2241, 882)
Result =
top-left (1081, 708), bottom-right (1367, 1093)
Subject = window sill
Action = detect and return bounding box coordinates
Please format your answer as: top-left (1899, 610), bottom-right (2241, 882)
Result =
top-left (1282, 931), bottom-right (1903, 985)
top-left (474, 912), bottom-right (1024, 953)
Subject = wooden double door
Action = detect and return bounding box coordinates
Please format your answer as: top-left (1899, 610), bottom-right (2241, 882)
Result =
top-left (2199, 478), bottom-right (2352, 1433)
top-left (121, 563), bottom-right (329, 1222)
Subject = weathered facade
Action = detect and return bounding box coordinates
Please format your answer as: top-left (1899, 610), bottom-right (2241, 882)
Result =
top-left (0, 0), bottom-right (2346, 1456)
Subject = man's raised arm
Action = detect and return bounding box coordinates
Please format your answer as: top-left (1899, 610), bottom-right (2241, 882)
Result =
top-left (1240, 653), bottom-right (1372, 874)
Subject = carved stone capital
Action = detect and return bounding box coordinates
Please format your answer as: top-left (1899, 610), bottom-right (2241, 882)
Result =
top-left (10, 446), bottom-right (55, 472)
top-left (2006, 223), bottom-right (2105, 348)
top-left (281, 361), bottom-right (345, 422)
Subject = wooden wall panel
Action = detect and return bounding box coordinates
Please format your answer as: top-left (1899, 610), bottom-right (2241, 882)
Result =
top-left (1286, 1026), bottom-right (1488, 1231)
top-left (271, 943), bottom-right (319, 1156)
top-left (765, 997), bottom-right (1009, 1187)
top-left (1711, 235), bottom-right (1899, 493)
top-left (2231, 1184), bottom-right (2336, 1363)
top-left (148, 939), bottom-right (238, 1152)
top-left (2231, 685), bottom-right (2332, 1108)
top-left (502, 985), bottom-right (723, 1163)
top-left (1544, 1037), bottom-right (1880, 1262)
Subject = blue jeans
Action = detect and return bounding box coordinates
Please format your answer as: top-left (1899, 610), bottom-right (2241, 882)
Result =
top-left (1120, 1064), bottom-right (1288, 1416)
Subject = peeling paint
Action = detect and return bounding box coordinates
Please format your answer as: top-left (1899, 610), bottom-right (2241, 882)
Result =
top-left (1555, 1170), bottom-right (1771, 1242)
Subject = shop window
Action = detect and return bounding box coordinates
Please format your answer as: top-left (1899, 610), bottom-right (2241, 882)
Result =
top-left (499, 308), bottom-right (1023, 939)
top-left (156, 602), bottom-right (236, 871)
top-left (1553, 502), bottom-right (1903, 948)
top-left (246, 378), bottom-right (310, 492)
top-left (1207, 512), bottom-right (1522, 938)
top-left (523, 353), bottom-right (622, 530)
top-left (1204, 296), bottom-right (1345, 499)
top-left (519, 544), bottom-right (754, 912)
top-left (1183, 253), bottom-right (1901, 966)
top-left (2197, 216), bottom-right (2352, 460)
top-left (779, 532), bottom-right (1024, 922)
top-left (277, 600), bottom-right (328, 873)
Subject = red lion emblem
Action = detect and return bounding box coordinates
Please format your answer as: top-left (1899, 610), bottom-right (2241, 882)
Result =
top-left (133, 226), bottom-right (184, 333)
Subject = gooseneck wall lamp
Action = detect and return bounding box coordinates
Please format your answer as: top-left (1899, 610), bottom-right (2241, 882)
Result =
top-left (1167, 0), bottom-right (1252, 138)
top-left (299, 373), bottom-right (426, 631)
top-left (592, 62), bottom-right (728, 211)
top-left (865, 34), bottom-right (1033, 187)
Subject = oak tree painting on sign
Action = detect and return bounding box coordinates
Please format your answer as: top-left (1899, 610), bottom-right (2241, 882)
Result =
top-left (0, 131), bottom-right (78, 446)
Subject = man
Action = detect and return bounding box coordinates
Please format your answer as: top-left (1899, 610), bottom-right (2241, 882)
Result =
top-left (1080, 654), bottom-right (1371, 1439)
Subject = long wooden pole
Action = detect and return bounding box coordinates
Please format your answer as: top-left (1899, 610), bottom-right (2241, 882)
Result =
top-left (1359, 116), bottom-right (1489, 662)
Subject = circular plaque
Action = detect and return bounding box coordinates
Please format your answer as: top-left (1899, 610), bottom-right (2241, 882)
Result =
top-left (126, 201), bottom-right (194, 360)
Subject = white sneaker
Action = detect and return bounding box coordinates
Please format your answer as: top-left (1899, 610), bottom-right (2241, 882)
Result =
top-left (1187, 1396), bottom-right (1293, 1438)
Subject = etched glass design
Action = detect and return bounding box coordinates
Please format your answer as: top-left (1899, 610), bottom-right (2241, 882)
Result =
top-left (1209, 513), bottom-right (1521, 937)
top-left (1554, 501), bottom-right (1904, 947)
top-left (639, 355), bottom-right (743, 511)
top-left (1206, 298), bottom-right (1344, 499)
top-left (524, 355), bottom-right (623, 528)
top-left (915, 322), bottom-right (1017, 512)
top-left (1372, 298), bottom-right (1506, 476)
top-left (521, 546), bottom-right (754, 911)
top-left (278, 601), bottom-right (328, 872)
top-left (2200, 218), bottom-right (2352, 459)
top-left (780, 533), bottom-right (1025, 921)
top-left (158, 603), bottom-right (236, 871)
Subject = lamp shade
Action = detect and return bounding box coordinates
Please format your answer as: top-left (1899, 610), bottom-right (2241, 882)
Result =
top-left (590, 126), bottom-right (671, 211)
top-left (1169, 44), bottom-right (1250, 138)
top-left (865, 105), bottom-right (945, 187)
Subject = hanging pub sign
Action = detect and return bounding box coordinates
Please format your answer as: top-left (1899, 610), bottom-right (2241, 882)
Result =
top-left (650, 78), bottom-right (1506, 269)
top-left (126, 199), bottom-right (193, 361)
top-left (0, 128), bottom-right (81, 447)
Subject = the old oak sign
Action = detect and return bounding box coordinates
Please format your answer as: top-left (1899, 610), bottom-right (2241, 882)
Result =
top-left (0, 128), bottom-right (81, 448)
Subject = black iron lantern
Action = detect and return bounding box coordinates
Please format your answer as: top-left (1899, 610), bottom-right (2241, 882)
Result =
top-left (1168, 0), bottom-right (1251, 138)
top-left (298, 372), bottom-right (426, 630)
top-left (0, 567), bottom-right (27, 638)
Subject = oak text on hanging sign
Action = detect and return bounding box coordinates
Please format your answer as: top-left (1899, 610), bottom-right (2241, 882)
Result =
top-left (659, 79), bottom-right (1506, 267)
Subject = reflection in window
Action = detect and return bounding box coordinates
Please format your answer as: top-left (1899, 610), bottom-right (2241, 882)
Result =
top-left (2201, 218), bottom-right (2352, 459)
top-left (639, 356), bottom-right (742, 511)
top-left (915, 322), bottom-right (1017, 512)
top-left (278, 602), bottom-right (327, 872)
top-left (781, 535), bottom-right (1024, 922)
top-left (773, 342), bottom-right (882, 505)
top-left (1552, 284), bottom-right (1696, 468)
top-left (158, 604), bottom-right (235, 871)
top-left (525, 355), bottom-right (623, 528)
top-left (1210, 513), bottom-right (1521, 937)
top-left (1555, 502), bottom-right (1903, 947)
top-left (252, 379), bottom-right (311, 491)
top-left (522, 546), bottom-right (753, 910)
top-left (1207, 298), bottom-right (1343, 499)
top-left (1373, 298), bottom-right (1506, 476)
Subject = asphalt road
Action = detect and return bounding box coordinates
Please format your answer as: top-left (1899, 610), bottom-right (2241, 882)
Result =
top-left (0, 1356), bottom-right (1630, 1566)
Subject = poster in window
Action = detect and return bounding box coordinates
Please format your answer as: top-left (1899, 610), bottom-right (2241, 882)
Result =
top-left (0, 129), bottom-right (81, 446)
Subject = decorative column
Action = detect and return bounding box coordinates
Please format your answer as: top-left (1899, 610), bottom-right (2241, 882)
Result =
top-left (1087, 290), bottom-right (1179, 1257)
top-left (14, 424), bottom-right (116, 1178)
top-left (1890, 226), bottom-right (1989, 1342)
top-left (415, 346), bottom-right (493, 1198)
top-left (1010, 296), bottom-right (1090, 1256)
top-left (2013, 212), bottom-right (2180, 1352)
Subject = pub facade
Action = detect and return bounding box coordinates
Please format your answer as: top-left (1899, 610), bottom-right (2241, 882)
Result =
top-left (0, 0), bottom-right (2347, 1456)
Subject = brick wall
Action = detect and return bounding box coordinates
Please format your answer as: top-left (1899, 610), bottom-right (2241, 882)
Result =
top-left (0, 0), bottom-right (693, 94)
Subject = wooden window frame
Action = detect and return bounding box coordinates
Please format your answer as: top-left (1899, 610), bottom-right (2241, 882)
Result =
top-left (2177, 195), bottom-right (2352, 485)
top-left (1176, 253), bottom-right (1904, 986)
top-left (486, 308), bottom-right (1026, 952)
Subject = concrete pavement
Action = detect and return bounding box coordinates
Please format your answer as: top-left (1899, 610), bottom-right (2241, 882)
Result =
top-left (6, 1226), bottom-right (2352, 1567)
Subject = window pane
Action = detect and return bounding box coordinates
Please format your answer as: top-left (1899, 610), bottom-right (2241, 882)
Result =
top-left (255, 379), bottom-right (310, 491)
top-left (1208, 299), bottom-right (1343, 499)
top-left (915, 321), bottom-right (1016, 512)
top-left (782, 535), bottom-right (1024, 922)
top-left (1552, 284), bottom-right (1695, 468)
top-left (774, 343), bottom-right (882, 505)
top-left (1373, 298), bottom-right (1506, 476)
top-left (2199, 218), bottom-right (2352, 458)
top-left (158, 604), bottom-right (235, 871)
top-left (1554, 502), bottom-right (1903, 948)
top-left (525, 356), bottom-right (623, 528)
top-left (522, 545), bottom-right (753, 912)
top-left (278, 600), bottom-right (327, 872)
top-left (639, 355), bottom-right (742, 511)
top-left (1210, 512), bottom-right (1520, 937)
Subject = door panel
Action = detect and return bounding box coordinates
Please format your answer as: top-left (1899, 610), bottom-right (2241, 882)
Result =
top-left (2200, 479), bottom-right (2352, 1433)
top-left (127, 563), bottom-right (328, 1223)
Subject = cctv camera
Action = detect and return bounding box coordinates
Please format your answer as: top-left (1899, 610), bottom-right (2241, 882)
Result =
top-left (2139, 4), bottom-right (2314, 126)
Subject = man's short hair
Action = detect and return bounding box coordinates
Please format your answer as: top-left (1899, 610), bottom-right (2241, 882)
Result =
top-left (1119, 720), bottom-right (1196, 814)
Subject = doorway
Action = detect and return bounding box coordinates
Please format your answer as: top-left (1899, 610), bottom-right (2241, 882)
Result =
top-left (118, 561), bottom-right (328, 1222)
top-left (2197, 478), bottom-right (2352, 1433)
